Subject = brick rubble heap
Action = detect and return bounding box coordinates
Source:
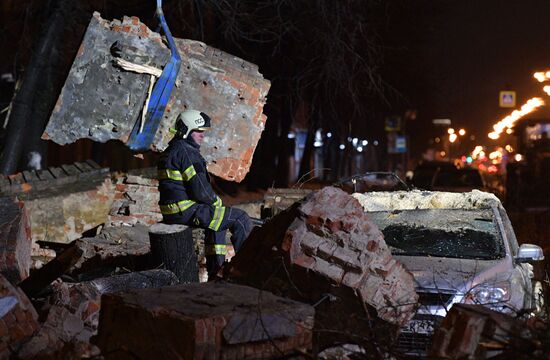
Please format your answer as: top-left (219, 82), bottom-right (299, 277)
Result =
top-left (227, 186), bottom-right (418, 349)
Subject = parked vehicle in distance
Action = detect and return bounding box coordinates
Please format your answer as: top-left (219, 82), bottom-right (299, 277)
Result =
top-left (353, 190), bottom-right (544, 356)
top-left (335, 172), bottom-right (409, 193)
top-left (409, 161), bottom-right (458, 190)
top-left (410, 161), bottom-right (488, 193)
top-left (431, 167), bottom-right (487, 192)
top-left (506, 118), bottom-right (550, 208)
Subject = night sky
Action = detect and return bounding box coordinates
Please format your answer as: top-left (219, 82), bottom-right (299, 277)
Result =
top-left (3, 0), bottom-right (550, 160)
top-left (384, 0), bottom-right (550, 152)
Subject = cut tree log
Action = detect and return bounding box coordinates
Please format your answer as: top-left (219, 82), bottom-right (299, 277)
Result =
top-left (149, 223), bottom-right (198, 283)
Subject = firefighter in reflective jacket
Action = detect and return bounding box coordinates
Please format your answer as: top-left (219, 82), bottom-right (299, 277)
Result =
top-left (157, 110), bottom-right (252, 278)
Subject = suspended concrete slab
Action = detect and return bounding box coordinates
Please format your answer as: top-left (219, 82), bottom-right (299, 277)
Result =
top-left (43, 12), bottom-right (271, 182)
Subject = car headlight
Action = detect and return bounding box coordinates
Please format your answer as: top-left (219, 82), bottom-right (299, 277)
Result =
top-left (465, 282), bottom-right (511, 304)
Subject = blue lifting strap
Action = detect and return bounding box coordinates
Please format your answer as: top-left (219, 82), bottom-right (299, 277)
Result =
top-left (127, 0), bottom-right (181, 151)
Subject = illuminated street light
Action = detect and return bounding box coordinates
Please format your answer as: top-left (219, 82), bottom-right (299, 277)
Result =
top-left (534, 71), bottom-right (550, 82)
top-left (489, 150), bottom-right (502, 160)
top-left (449, 133), bottom-right (458, 143)
top-left (514, 154), bottom-right (523, 161)
top-left (458, 128), bottom-right (466, 136)
top-left (339, 144), bottom-right (345, 150)
top-left (448, 128), bottom-right (455, 135)
top-left (472, 146), bottom-right (484, 158)
top-left (361, 140), bottom-right (368, 146)
top-left (488, 97), bottom-right (544, 139)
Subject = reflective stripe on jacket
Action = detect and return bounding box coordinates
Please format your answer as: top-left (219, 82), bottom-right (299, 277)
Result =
top-left (157, 137), bottom-right (223, 220)
top-left (205, 243), bottom-right (227, 256)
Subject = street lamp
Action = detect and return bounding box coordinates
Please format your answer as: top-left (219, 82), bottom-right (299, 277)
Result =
top-left (449, 133), bottom-right (458, 143)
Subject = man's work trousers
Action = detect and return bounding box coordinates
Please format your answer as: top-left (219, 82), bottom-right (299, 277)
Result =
top-left (162, 203), bottom-right (252, 277)
top-left (201, 207), bottom-right (252, 276)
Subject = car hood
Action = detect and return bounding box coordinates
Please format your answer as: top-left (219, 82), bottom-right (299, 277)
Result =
top-left (394, 255), bottom-right (510, 292)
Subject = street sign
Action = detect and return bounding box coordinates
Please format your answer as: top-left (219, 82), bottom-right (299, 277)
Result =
top-left (385, 116), bottom-right (401, 132)
top-left (395, 135), bottom-right (407, 153)
top-left (387, 133), bottom-right (407, 154)
top-left (499, 91), bottom-right (516, 108)
top-left (432, 118), bottom-right (451, 125)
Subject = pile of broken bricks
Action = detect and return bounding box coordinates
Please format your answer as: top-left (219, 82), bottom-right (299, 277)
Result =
top-left (1, 172), bottom-right (545, 359)
top-left (1, 171), bottom-right (423, 359)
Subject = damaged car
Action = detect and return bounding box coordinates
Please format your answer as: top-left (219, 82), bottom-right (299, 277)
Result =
top-left (352, 190), bottom-right (545, 355)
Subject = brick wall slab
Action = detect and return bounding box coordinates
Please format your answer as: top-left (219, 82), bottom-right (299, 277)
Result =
top-left (95, 282), bottom-right (314, 359)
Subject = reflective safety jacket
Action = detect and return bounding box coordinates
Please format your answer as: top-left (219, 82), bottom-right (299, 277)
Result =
top-left (157, 137), bottom-right (224, 229)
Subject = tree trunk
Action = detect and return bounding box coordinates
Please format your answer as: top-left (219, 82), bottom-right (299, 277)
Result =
top-left (298, 122), bottom-right (316, 182)
top-left (149, 223), bottom-right (199, 283)
top-left (0, 0), bottom-right (88, 174)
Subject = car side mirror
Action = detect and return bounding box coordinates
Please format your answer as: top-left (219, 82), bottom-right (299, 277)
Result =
top-left (516, 244), bottom-right (545, 262)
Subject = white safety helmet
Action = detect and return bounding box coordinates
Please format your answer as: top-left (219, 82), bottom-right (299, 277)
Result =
top-left (172, 110), bottom-right (212, 138)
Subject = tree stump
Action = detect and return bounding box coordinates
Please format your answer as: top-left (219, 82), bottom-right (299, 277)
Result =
top-left (149, 223), bottom-right (198, 283)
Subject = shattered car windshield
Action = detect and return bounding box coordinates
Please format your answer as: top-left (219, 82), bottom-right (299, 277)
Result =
top-left (368, 208), bottom-right (505, 260)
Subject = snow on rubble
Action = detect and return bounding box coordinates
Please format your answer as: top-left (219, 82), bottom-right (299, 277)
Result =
top-left (353, 189), bottom-right (500, 212)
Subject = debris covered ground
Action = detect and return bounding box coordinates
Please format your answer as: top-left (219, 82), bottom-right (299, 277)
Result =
top-left (2, 164), bottom-right (550, 358)
top-left (0, 161), bottom-right (424, 358)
